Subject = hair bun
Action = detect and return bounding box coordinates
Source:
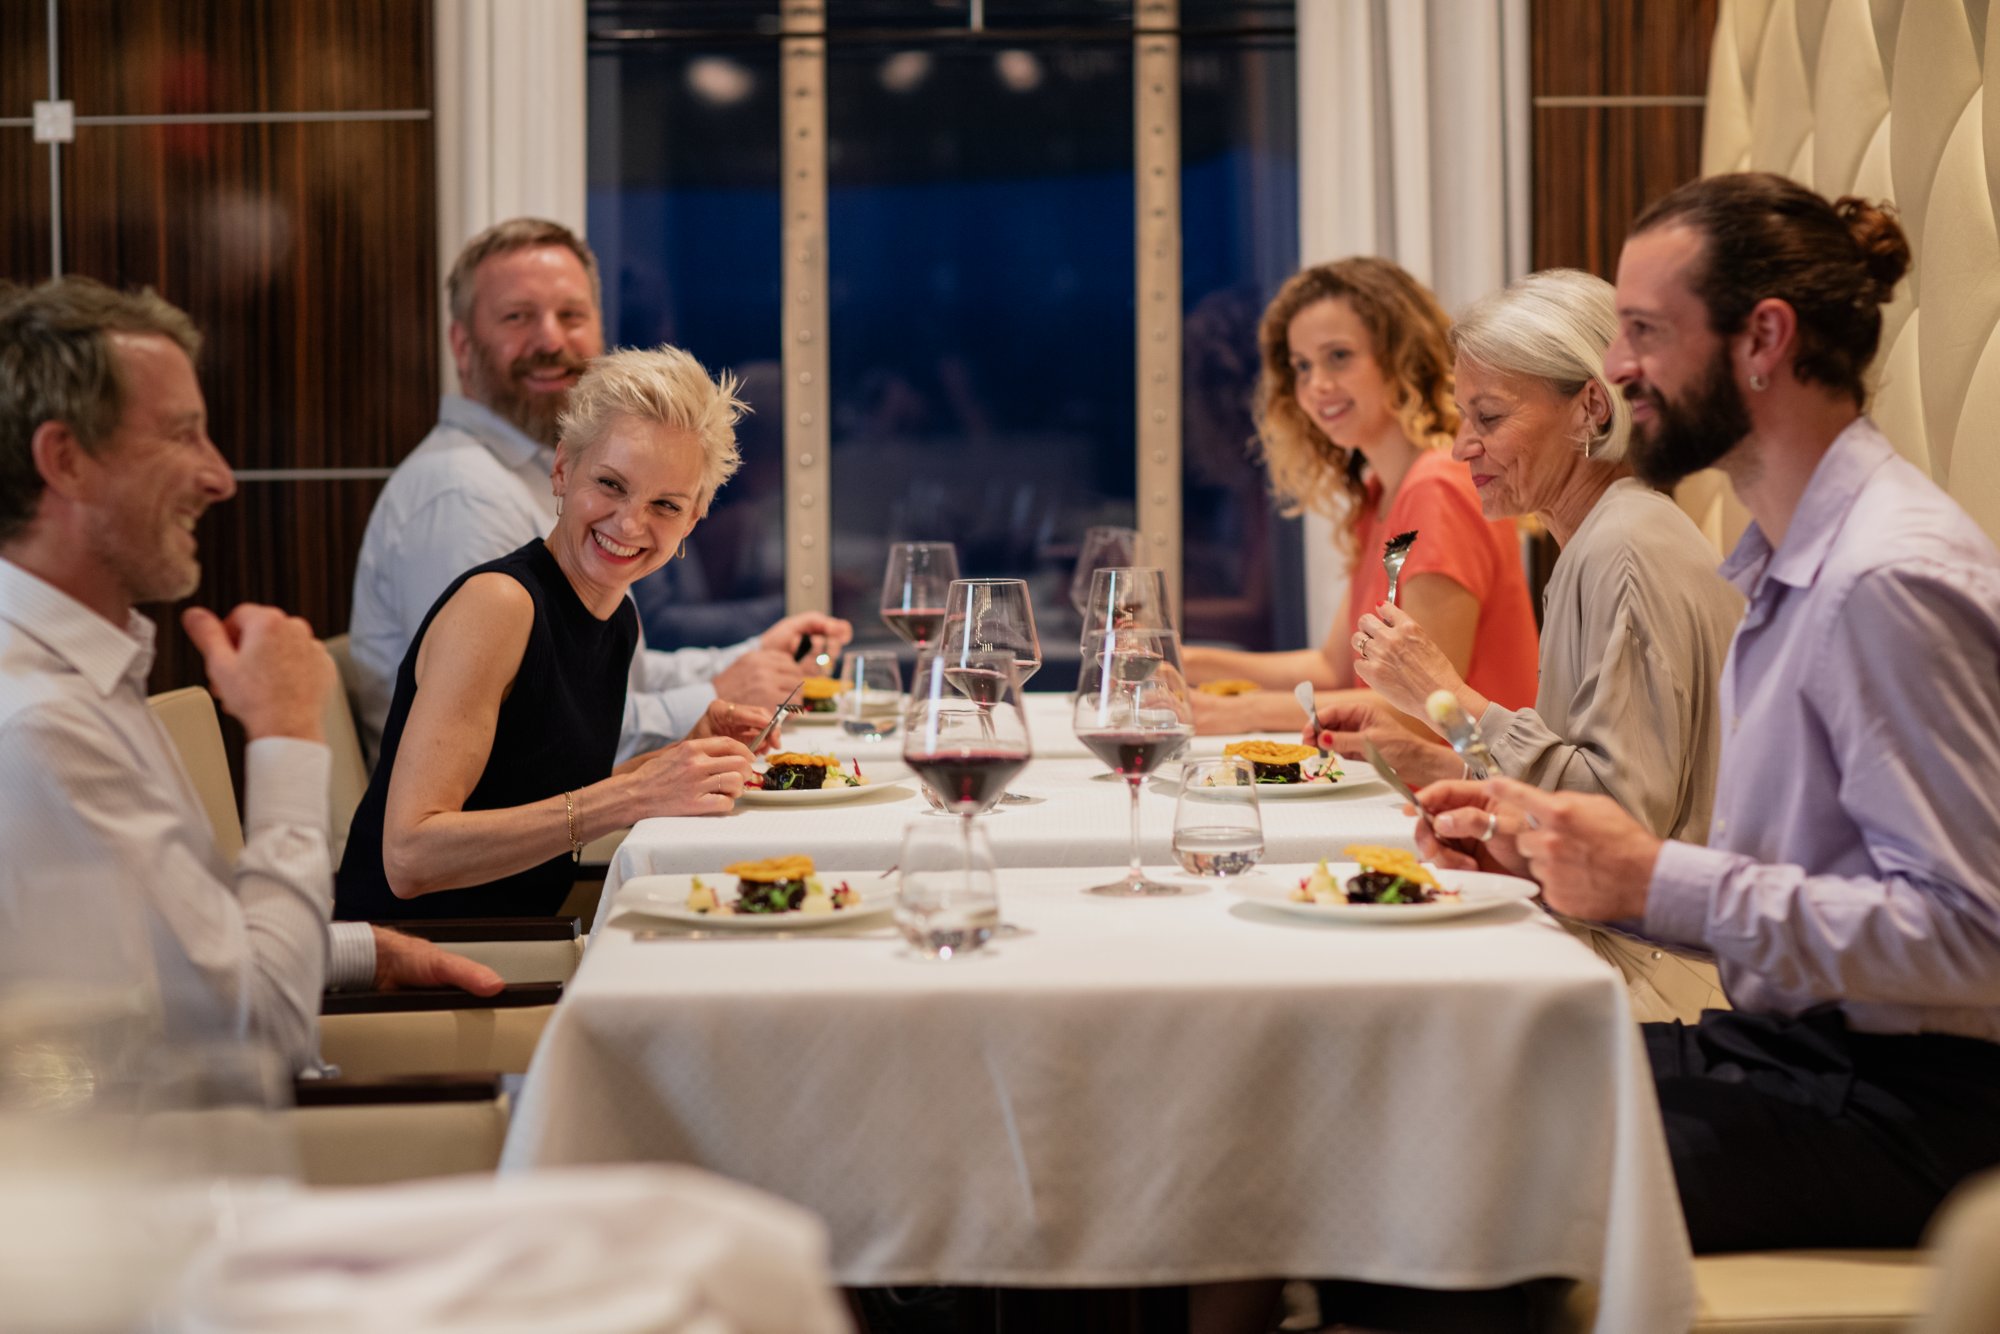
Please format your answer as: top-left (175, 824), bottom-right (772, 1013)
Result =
top-left (1834, 197), bottom-right (1911, 303)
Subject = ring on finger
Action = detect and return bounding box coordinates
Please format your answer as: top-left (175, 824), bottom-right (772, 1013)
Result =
top-left (1477, 809), bottom-right (1499, 843)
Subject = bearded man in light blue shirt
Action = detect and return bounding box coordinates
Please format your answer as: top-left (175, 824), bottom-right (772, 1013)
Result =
top-left (349, 219), bottom-right (848, 762)
top-left (1417, 174), bottom-right (2000, 1252)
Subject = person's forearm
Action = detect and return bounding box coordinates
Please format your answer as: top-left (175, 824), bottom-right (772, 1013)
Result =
top-left (382, 773), bottom-right (641, 898)
top-left (1185, 645), bottom-right (1343, 690)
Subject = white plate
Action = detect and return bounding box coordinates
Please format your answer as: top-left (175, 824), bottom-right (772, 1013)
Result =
top-left (1227, 862), bottom-right (1536, 923)
top-left (622, 872), bottom-right (895, 928)
top-left (1241, 770), bottom-right (1381, 799)
top-left (737, 775), bottom-right (909, 807)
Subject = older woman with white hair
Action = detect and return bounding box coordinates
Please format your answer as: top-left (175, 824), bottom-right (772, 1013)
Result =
top-left (1322, 268), bottom-right (1743, 843)
top-left (336, 346), bottom-right (761, 921)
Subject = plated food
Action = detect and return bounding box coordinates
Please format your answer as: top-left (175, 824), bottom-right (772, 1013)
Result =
top-left (1221, 739), bottom-right (1343, 785)
top-left (754, 752), bottom-right (865, 792)
top-left (687, 854), bottom-right (861, 916)
top-left (797, 676), bottom-right (850, 714)
top-left (1293, 846), bottom-right (1457, 906)
top-left (1195, 679), bottom-right (1260, 696)
top-left (1226, 859), bottom-right (1534, 925)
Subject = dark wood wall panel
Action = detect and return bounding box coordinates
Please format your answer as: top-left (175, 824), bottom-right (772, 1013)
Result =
top-left (1533, 105), bottom-right (1708, 277)
top-left (1, 132), bottom-right (53, 283)
top-left (58, 0), bottom-right (429, 114)
top-left (1, 2), bottom-right (46, 115)
top-left (63, 121), bottom-right (437, 471)
top-left (1530, 0), bottom-right (1718, 277)
top-left (1533, 0), bottom-right (1717, 97)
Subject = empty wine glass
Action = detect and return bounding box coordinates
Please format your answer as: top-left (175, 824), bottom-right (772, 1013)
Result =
top-left (1073, 627), bottom-right (1196, 895)
top-left (839, 651), bottom-right (903, 740)
top-left (1172, 758), bottom-right (1264, 876)
top-left (903, 649), bottom-right (1032, 820)
top-left (1078, 565), bottom-right (1174, 643)
top-left (896, 817), bottom-right (1001, 961)
top-left (942, 577), bottom-right (1043, 690)
top-left (1069, 526), bottom-right (1142, 616)
top-left (880, 542), bottom-right (960, 652)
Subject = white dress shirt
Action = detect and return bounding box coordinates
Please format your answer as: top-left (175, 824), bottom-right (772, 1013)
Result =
top-left (0, 558), bottom-right (372, 1072)
top-left (348, 397), bottom-right (757, 761)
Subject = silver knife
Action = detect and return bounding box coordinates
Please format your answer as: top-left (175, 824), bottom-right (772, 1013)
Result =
top-left (1362, 736), bottom-right (1435, 836)
top-left (748, 682), bottom-right (804, 751)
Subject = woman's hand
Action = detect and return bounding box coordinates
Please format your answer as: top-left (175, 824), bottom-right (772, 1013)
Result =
top-left (687, 697), bottom-right (783, 751)
top-left (1310, 698), bottom-right (1463, 788)
top-left (624, 736), bottom-right (756, 817)
top-left (1351, 601), bottom-right (1477, 721)
top-left (1408, 779), bottom-right (1536, 879)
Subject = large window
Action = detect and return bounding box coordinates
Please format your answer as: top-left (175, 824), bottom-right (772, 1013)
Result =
top-left (587, 0), bottom-right (1298, 657)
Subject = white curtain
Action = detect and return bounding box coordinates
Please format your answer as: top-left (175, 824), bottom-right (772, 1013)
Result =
top-left (433, 0), bottom-right (589, 389)
top-left (1295, 0), bottom-right (1531, 646)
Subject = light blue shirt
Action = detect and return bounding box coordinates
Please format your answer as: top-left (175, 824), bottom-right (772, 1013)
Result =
top-left (1645, 418), bottom-right (2000, 1040)
top-left (348, 397), bottom-right (757, 762)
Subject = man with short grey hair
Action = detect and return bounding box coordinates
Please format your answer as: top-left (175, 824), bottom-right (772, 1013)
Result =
top-left (349, 218), bottom-right (847, 761)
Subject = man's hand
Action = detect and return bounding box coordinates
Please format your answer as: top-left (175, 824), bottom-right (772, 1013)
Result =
top-left (370, 926), bottom-right (505, 995)
top-left (757, 611), bottom-right (854, 661)
top-left (1489, 778), bottom-right (1662, 921)
top-left (712, 649), bottom-right (808, 708)
top-left (1313, 698), bottom-right (1462, 788)
top-left (183, 604), bottom-right (332, 743)
top-left (1410, 778), bottom-right (1535, 878)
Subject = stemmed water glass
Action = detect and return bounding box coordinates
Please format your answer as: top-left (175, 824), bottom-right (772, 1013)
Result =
top-left (1069, 526), bottom-right (1142, 616)
top-left (1072, 625), bottom-right (1196, 895)
top-left (903, 648), bottom-right (1033, 823)
top-left (941, 577), bottom-right (1043, 690)
top-left (880, 542), bottom-right (960, 652)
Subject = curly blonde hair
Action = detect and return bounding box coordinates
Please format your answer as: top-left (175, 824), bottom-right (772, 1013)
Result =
top-left (1252, 258), bottom-right (1457, 556)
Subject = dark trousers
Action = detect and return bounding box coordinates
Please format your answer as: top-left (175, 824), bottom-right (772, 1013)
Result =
top-left (1646, 1008), bottom-right (2000, 1253)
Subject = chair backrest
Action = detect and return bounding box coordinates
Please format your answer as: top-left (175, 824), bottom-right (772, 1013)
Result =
top-left (147, 685), bottom-right (245, 861)
top-left (320, 635), bottom-right (371, 863)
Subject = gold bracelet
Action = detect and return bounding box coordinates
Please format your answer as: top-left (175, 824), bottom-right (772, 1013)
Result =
top-left (564, 790), bottom-right (582, 863)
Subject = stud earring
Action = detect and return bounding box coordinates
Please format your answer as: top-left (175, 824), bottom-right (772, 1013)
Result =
top-left (1748, 373), bottom-right (1768, 392)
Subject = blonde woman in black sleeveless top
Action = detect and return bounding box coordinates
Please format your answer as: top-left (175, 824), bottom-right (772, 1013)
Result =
top-left (335, 347), bottom-right (760, 920)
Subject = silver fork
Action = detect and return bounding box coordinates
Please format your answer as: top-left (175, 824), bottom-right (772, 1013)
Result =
top-left (1382, 530), bottom-right (1418, 606)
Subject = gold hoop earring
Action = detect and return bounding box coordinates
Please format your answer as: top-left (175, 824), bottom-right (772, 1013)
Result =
top-left (676, 540), bottom-right (687, 560)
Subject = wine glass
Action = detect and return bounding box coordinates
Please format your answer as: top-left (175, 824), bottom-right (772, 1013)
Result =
top-left (1172, 758), bottom-right (1264, 876)
top-left (879, 542), bottom-right (960, 651)
top-left (1073, 626), bottom-right (1196, 895)
top-left (839, 650), bottom-right (903, 740)
top-left (896, 817), bottom-right (1001, 961)
top-left (1069, 525), bottom-right (1142, 616)
top-left (903, 649), bottom-right (1032, 822)
top-left (942, 577), bottom-right (1042, 690)
top-left (1078, 565), bottom-right (1174, 642)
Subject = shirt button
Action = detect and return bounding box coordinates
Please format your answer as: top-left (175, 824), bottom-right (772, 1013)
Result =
top-left (1713, 818), bottom-right (1727, 836)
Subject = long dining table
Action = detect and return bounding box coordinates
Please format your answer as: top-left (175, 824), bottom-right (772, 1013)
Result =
top-left (505, 693), bottom-right (1697, 1332)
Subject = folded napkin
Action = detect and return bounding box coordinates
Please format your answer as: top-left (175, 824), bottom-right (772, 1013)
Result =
top-left (166, 1165), bottom-right (849, 1334)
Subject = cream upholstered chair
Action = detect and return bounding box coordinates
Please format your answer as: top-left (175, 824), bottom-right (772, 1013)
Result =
top-left (147, 685), bottom-right (244, 861)
top-left (319, 634), bottom-right (371, 865)
top-left (289, 1076), bottom-right (510, 1186)
top-left (316, 983), bottom-right (560, 1079)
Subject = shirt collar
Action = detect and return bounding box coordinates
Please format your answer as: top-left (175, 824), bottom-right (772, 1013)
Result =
top-left (438, 394), bottom-right (557, 473)
top-left (1717, 417), bottom-right (1895, 598)
top-left (0, 557), bottom-right (155, 695)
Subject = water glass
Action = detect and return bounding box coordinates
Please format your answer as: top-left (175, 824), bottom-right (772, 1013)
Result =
top-left (896, 818), bottom-right (1001, 961)
top-left (839, 651), bottom-right (903, 740)
top-left (1172, 758), bottom-right (1264, 876)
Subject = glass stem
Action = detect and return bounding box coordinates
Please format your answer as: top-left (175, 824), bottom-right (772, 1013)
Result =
top-left (1126, 776), bottom-right (1144, 881)
top-left (961, 812), bottom-right (975, 889)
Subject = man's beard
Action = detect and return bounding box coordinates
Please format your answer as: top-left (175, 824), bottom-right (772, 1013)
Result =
top-left (463, 339), bottom-right (588, 448)
top-left (1626, 344), bottom-right (1753, 489)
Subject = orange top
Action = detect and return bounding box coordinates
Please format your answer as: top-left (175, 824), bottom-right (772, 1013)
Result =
top-left (1348, 449), bottom-right (1539, 709)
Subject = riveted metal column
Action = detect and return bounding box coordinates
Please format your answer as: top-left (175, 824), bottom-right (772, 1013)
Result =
top-left (1135, 0), bottom-right (1182, 616)
top-left (782, 0), bottom-right (831, 612)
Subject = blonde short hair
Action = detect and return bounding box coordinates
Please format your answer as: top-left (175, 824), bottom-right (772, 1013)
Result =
top-left (557, 345), bottom-right (746, 506)
top-left (1449, 269), bottom-right (1631, 463)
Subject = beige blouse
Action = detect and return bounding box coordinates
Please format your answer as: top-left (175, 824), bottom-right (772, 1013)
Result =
top-left (1477, 477), bottom-right (1744, 842)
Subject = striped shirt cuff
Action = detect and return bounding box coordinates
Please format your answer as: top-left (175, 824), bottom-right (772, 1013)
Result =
top-left (326, 920), bottom-right (376, 991)
top-left (1644, 838), bottom-right (1732, 949)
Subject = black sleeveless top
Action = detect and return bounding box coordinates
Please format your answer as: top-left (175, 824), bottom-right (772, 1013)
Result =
top-left (335, 540), bottom-right (636, 920)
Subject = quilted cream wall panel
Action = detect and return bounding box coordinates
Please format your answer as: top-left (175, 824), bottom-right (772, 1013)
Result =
top-left (1695, 0), bottom-right (2000, 545)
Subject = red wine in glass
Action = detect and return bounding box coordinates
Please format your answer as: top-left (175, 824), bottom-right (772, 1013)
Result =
top-left (1074, 728), bottom-right (1192, 777)
top-left (906, 751), bottom-right (1029, 810)
top-left (882, 607), bottom-right (946, 647)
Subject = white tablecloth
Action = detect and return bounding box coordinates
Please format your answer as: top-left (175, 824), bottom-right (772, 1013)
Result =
top-left (517, 868), bottom-right (1695, 1332)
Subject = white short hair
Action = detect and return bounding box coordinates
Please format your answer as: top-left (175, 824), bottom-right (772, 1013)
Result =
top-left (1451, 269), bottom-right (1631, 463)
top-left (557, 345), bottom-right (746, 505)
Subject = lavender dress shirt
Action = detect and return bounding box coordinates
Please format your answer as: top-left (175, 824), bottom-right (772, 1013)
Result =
top-left (1643, 419), bottom-right (2000, 1041)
